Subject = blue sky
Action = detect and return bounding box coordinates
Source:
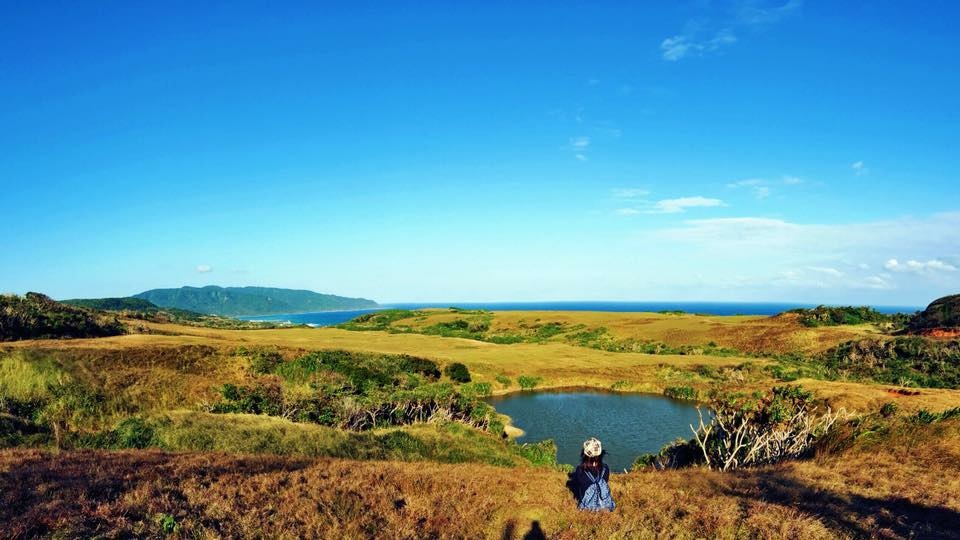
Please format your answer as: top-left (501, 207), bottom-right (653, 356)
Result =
top-left (2, 1), bottom-right (958, 306)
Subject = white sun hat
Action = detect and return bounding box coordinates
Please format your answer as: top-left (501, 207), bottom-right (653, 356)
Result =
top-left (582, 437), bottom-right (602, 458)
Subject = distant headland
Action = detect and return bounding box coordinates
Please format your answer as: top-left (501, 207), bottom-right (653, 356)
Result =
top-left (126, 285), bottom-right (378, 316)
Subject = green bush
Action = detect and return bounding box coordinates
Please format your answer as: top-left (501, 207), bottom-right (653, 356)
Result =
top-left (787, 305), bottom-right (908, 328)
top-left (517, 439), bottom-right (558, 467)
top-left (633, 438), bottom-right (699, 470)
top-left (157, 513), bottom-right (178, 535)
top-left (495, 374), bottom-right (512, 388)
top-left (212, 381), bottom-right (284, 416)
top-left (817, 337), bottom-right (960, 389)
top-left (459, 382), bottom-right (492, 398)
top-left (913, 407), bottom-right (960, 424)
top-left (664, 386), bottom-right (697, 401)
top-left (444, 362), bottom-right (471, 383)
top-left (398, 355), bottom-right (441, 380)
top-left (648, 385), bottom-right (838, 471)
top-left (517, 375), bottom-right (541, 390)
top-left (40, 382), bottom-right (107, 447)
top-left (112, 417), bottom-right (159, 449)
top-left (248, 350), bottom-right (284, 375)
top-left (487, 335), bottom-right (524, 344)
top-left (532, 322), bottom-right (566, 341)
top-left (880, 402), bottom-right (899, 418)
top-left (0, 292), bottom-right (126, 341)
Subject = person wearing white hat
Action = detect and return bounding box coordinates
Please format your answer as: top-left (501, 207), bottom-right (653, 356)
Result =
top-left (573, 437), bottom-right (616, 511)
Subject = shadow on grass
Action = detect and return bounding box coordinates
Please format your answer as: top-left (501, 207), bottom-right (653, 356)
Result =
top-left (564, 469), bottom-right (580, 504)
top-left (0, 450), bottom-right (312, 538)
top-left (726, 472), bottom-right (960, 539)
top-left (501, 519), bottom-right (547, 540)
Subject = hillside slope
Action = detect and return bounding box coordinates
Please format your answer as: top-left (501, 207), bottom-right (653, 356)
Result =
top-left (134, 286), bottom-right (377, 316)
top-left (910, 294), bottom-right (960, 335)
top-left (62, 297), bottom-right (159, 312)
top-left (3, 417), bottom-right (958, 538)
top-left (0, 293), bottom-right (124, 342)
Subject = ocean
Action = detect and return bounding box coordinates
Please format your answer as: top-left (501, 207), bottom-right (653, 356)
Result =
top-left (236, 301), bottom-right (921, 327)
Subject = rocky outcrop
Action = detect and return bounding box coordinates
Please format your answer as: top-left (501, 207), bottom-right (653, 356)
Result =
top-left (909, 294), bottom-right (960, 335)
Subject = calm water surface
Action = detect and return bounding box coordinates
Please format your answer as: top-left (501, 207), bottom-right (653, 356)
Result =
top-left (238, 301), bottom-right (919, 327)
top-left (237, 308), bottom-right (381, 326)
top-left (485, 390), bottom-right (705, 472)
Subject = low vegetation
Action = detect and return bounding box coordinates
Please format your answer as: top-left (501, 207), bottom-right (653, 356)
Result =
top-left (3, 412), bottom-right (959, 538)
top-left (908, 293), bottom-right (960, 333)
top-left (443, 361), bottom-right (471, 383)
top-left (1, 293), bottom-right (125, 341)
top-left (4, 293), bottom-right (960, 537)
top-left (517, 375), bottom-right (541, 390)
top-left (786, 305), bottom-right (911, 328)
top-left (769, 336), bottom-right (960, 389)
top-left (0, 346), bottom-right (529, 464)
top-left (207, 349), bottom-right (497, 432)
top-left (70, 296), bottom-right (287, 330)
top-left (637, 386), bottom-right (844, 471)
top-left (339, 309), bottom-right (749, 358)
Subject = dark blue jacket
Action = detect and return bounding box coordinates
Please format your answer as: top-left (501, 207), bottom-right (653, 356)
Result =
top-left (573, 463), bottom-right (609, 503)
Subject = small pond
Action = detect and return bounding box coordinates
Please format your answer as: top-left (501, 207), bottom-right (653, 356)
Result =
top-left (485, 390), bottom-right (704, 472)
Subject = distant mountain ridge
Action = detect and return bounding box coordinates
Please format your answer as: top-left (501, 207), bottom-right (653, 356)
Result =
top-left (133, 286), bottom-right (378, 316)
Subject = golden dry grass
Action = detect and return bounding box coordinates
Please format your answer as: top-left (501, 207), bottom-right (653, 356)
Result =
top-left (386, 309), bottom-right (882, 355)
top-left (3, 418), bottom-right (958, 539)
top-left (4, 312), bottom-right (960, 538)
top-left (6, 314), bottom-right (960, 414)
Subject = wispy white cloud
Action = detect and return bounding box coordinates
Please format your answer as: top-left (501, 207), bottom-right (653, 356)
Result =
top-left (612, 188), bottom-right (650, 199)
top-left (661, 28), bottom-right (737, 61)
top-left (737, 0), bottom-right (803, 25)
top-left (781, 175), bottom-right (804, 185)
top-left (570, 136), bottom-right (590, 149)
top-left (653, 214), bottom-right (960, 255)
top-left (727, 178), bottom-right (764, 188)
top-left (754, 186), bottom-right (771, 199)
top-left (807, 266), bottom-right (844, 277)
top-left (863, 275), bottom-right (893, 289)
top-left (569, 136), bottom-right (590, 162)
top-left (651, 196), bottom-right (726, 214)
top-left (615, 208), bottom-right (641, 216)
top-left (196, 265), bottom-right (213, 273)
top-left (851, 161), bottom-right (868, 176)
top-left (661, 1), bottom-right (801, 61)
top-left (884, 258), bottom-right (957, 274)
top-left (644, 213), bottom-right (960, 295)
top-left (727, 175), bottom-right (802, 199)
top-left (727, 178), bottom-right (771, 199)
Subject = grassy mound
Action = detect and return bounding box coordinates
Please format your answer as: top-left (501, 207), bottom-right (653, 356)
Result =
top-left (0, 293), bottom-right (125, 342)
top-left (100, 411), bottom-right (537, 467)
top-left (785, 305), bottom-right (910, 328)
top-left (2, 413), bottom-right (958, 538)
top-left (910, 294), bottom-right (960, 332)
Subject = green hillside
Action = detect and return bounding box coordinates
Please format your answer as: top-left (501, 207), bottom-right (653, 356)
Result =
top-left (0, 293), bottom-right (125, 341)
top-left (133, 286), bottom-right (378, 316)
top-left (62, 297), bottom-right (159, 312)
top-left (910, 294), bottom-right (960, 331)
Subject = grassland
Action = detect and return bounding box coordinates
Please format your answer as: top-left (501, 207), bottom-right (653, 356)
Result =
top-left (3, 414), bottom-right (959, 538)
top-left (6, 311), bottom-right (955, 413)
top-left (336, 308), bottom-right (882, 355)
top-left (3, 308), bottom-right (960, 537)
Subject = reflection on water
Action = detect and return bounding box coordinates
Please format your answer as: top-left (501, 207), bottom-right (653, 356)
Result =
top-left (485, 390), bottom-right (704, 472)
